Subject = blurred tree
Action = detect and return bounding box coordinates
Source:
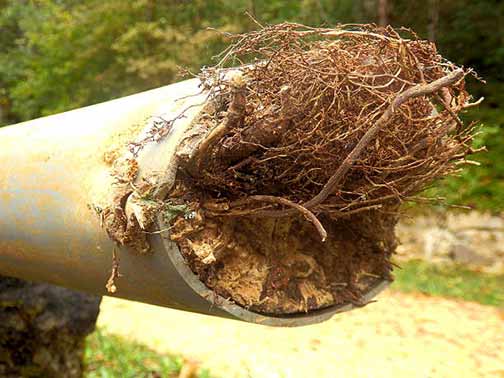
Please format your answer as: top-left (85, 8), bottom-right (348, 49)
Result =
top-left (0, 0), bottom-right (249, 122)
top-left (427, 0), bottom-right (439, 41)
top-left (378, 0), bottom-right (388, 26)
top-left (0, 0), bottom-right (502, 208)
top-left (2, 0), bottom-right (502, 125)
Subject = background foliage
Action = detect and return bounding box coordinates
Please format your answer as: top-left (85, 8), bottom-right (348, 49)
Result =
top-left (1, 0), bottom-right (502, 210)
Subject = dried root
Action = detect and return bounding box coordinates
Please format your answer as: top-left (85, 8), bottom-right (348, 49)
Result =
top-left (101, 23), bottom-right (482, 314)
top-left (181, 24), bottom-right (476, 215)
top-left (169, 23), bottom-right (481, 315)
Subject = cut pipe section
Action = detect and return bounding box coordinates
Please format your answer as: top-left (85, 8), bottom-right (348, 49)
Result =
top-left (0, 78), bottom-right (389, 326)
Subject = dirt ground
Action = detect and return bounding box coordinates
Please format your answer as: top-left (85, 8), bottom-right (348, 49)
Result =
top-left (98, 290), bottom-right (504, 378)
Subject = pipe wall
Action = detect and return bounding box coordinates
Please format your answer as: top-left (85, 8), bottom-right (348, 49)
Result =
top-left (0, 80), bottom-right (219, 310)
top-left (0, 79), bottom-right (389, 326)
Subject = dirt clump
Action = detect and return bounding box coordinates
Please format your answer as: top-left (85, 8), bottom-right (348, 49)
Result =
top-left (104, 23), bottom-right (482, 315)
top-left (169, 202), bottom-right (398, 314)
top-left (166, 24), bottom-right (480, 315)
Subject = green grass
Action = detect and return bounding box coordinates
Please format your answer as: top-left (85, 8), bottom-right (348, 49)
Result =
top-left (423, 101), bottom-right (504, 213)
top-left (84, 330), bottom-right (213, 378)
top-left (393, 259), bottom-right (504, 307)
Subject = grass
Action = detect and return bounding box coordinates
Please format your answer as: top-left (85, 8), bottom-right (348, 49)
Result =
top-left (84, 329), bottom-right (212, 378)
top-left (422, 102), bottom-right (504, 213)
top-left (393, 259), bottom-right (504, 307)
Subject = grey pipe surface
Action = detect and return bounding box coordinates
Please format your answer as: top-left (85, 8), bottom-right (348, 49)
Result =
top-left (0, 79), bottom-right (389, 326)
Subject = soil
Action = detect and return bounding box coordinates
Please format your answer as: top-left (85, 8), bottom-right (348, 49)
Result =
top-left (169, 207), bottom-right (398, 315)
top-left (98, 291), bottom-right (504, 378)
top-left (162, 25), bottom-right (470, 316)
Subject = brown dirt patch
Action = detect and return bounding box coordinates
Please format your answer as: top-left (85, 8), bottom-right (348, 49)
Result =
top-left (161, 23), bottom-right (478, 317)
top-left (169, 207), bottom-right (397, 315)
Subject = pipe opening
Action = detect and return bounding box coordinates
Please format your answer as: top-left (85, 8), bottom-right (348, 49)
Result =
top-left (99, 23), bottom-right (478, 325)
top-left (165, 198), bottom-right (397, 316)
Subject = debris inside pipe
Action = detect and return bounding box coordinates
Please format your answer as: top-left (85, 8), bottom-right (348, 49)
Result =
top-left (101, 23), bottom-right (481, 316)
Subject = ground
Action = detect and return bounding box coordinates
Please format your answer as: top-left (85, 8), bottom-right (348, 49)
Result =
top-left (97, 290), bottom-right (504, 378)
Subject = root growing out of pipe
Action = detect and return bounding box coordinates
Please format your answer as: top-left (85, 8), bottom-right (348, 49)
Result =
top-left (104, 23), bottom-right (482, 315)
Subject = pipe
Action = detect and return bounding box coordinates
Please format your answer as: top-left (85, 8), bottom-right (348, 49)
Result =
top-left (0, 78), bottom-right (389, 326)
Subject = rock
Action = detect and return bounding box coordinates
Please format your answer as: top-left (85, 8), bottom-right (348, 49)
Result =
top-left (0, 275), bottom-right (101, 378)
top-left (396, 211), bottom-right (504, 273)
top-left (450, 244), bottom-right (494, 266)
top-left (423, 227), bottom-right (457, 262)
